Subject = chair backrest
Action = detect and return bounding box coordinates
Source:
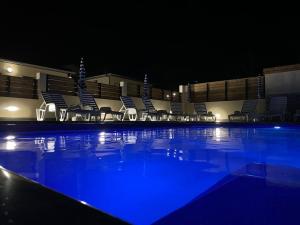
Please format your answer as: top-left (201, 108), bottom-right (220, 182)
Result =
top-left (194, 103), bottom-right (207, 114)
top-left (269, 96), bottom-right (287, 114)
top-left (142, 97), bottom-right (156, 112)
top-left (41, 92), bottom-right (68, 110)
top-left (120, 96), bottom-right (136, 109)
top-left (79, 91), bottom-right (99, 111)
top-left (170, 102), bottom-right (183, 114)
top-left (241, 100), bottom-right (258, 114)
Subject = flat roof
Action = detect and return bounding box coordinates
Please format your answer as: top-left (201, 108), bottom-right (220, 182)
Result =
top-left (263, 64), bottom-right (300, 74)
top-left (87, 73), bottom-right (143, 83)
top-left (0, 58), bottom-right (76, 74)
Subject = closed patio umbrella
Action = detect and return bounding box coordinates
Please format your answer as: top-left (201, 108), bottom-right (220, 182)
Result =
top-left (78, 57), bottom-right (86, 95)
top-left (143, 74), bottom-right (150, 98)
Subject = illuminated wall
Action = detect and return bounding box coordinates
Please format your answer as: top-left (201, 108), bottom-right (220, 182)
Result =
top-left (0, 96), bottom-right (171, 120)
top-left (183, 99), bottom-right (266, 122)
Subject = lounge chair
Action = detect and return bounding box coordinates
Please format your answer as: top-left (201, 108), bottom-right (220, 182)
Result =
top-left (294, 109), bottom-right (300, 122)
top-left (119, 96), bottom-right (139, 121)
top-left (79, 91), bottom-right (123, 121)
top-left (119, 96), bottom-right (158, 121)
top-left (142, 97), bottom-right (169, 121)
top-left (36, 92), bottom-right (90, 121)
top-left (261, 96), bottom-right (287, 121)
top-left (170, 102), bottom-right (191, 121)
top-left (194, 103), bottom-right (216, 121)
top-left (228, 100), bottom-right (258, 122)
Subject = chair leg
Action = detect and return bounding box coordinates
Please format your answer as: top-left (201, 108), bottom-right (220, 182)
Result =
top-left (36, 109), bottom-right (46, 121)
top-left (122, 111), bottom-right (126, 121)
top-left (59, 110), bottom-right (67, 122)
top-left (129, 113), bottom-right (137, 121)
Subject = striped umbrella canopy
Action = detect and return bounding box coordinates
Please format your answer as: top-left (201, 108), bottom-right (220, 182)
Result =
top-left (143, 74), bottom-right (150, 98)
top-left (78, 57), bottom-right (86, 94)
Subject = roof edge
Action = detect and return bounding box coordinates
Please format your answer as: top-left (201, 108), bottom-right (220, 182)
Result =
top-left (263, 63), bottom-right (300, 74)
top-left (0, 58), bottom-right (76, 74)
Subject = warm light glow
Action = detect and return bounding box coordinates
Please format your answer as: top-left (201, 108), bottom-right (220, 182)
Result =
top-left (5, 135), bottom-right (15, 140)
top-left (172, 92), bottom-right (176, 96)
top-left (5, 106), bottom-right (19, 112)
top-left (6, 67), bottom-right (13, 73)
top-left (215, 113), bottom-right (221, 122)
top-left (179, 85), bottom-right (183, 93)
top-left (166, 94), bottom-right (170, 98)
top-left (48, 104), bottom-right (56, 112)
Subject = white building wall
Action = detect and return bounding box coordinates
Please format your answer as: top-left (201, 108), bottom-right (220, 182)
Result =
top-left (265, 70), bottom-right (300, 96)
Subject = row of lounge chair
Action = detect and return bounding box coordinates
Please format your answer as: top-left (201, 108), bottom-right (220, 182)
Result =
top-left (228, 96), bottom-right (288, 122)
top-left (36, 91), bottom-right (216, 122)
top-left (36, 91), bottom-right (289, 122)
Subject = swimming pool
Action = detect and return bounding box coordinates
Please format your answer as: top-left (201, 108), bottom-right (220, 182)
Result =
top-left (1, 124), bottom-right (300, 224)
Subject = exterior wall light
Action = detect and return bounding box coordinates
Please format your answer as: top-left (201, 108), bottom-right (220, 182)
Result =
top-left (166, 94), bottom-right (170, 98)
top-left (6, 67), bottom-right (13, 73)
top-left (172, 92), bottom-right (176, 96)
top-left (5, 106), bottom-right (19, 112)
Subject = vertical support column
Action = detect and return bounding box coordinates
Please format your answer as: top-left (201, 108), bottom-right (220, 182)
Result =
top-left (225, 80), bottom-right (228, 101)
top-left (36, 73), bottom-right (47, 93)
top-left (245, 78), bottom-right (248, 99)
top-left (206, 83), bottom-right (209, 102)
top-left (98, 83), bottom-right (101, 98)
top-left (120, 81), bottom-right (127, 96)
top-left (179, 84), bottom-right (192, 114)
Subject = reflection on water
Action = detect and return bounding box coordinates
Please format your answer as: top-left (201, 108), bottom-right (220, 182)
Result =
top-left (0, 126), bottom-right (300, 224)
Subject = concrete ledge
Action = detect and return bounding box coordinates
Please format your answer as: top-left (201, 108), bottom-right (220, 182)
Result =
top-left (0, 121), bottom-right (300, 134)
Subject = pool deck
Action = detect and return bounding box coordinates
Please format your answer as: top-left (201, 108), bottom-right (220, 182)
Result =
top-left (0, 167), bottom-right (129, 225)
top-left (1, 163), bottom-right (300, 225)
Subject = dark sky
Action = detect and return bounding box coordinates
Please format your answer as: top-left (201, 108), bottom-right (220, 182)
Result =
top-left (1, 3), bottom-right (300, 89)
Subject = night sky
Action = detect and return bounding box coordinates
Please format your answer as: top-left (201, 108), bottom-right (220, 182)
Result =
top-left (1, 3), bottom-right (300, 89)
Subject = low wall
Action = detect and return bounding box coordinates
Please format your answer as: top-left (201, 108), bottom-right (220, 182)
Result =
top-left (0, 96), bottom-right (172, 121)
top-left (0, 97), bottom-right (43, 120)
top-left (184, 99), bottom-right (266, 122)
top-left (0, 96), bottom-right (265, 121)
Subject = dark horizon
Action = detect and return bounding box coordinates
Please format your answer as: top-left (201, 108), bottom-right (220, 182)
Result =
top-left (1, 3), bottom-right (300, 89)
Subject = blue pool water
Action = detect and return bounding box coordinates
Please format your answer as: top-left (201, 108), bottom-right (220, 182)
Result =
top-left (1, 125), bottom-right (300, 224)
